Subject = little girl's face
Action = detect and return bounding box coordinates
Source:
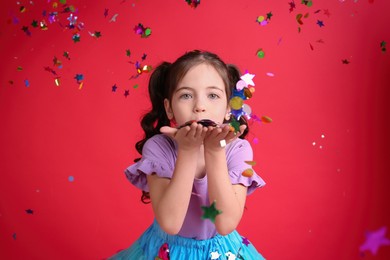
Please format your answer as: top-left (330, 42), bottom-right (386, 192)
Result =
top-left (164, 63), bottom-right (230, 126)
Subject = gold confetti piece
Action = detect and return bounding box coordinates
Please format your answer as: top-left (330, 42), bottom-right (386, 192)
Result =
top-left (78, 82), bottom-right (83, 90)
top-left (54, 78), bottom-right (60, 86)
top-left (244, 161), bottom-right (257, 166)
top-left (229, 96), bottom-right (243, 110)
top-left (242, 168), bottom-right (254, 177)
top-left (261, 116), bottom-right (273, 123)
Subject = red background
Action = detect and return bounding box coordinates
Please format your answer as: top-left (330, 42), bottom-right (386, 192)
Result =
top-left (1, 0), bottom-right (390, 259)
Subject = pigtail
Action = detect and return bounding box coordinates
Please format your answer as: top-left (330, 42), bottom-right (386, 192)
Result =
top-left (134, 62), bottom-right (171, 204)
top-left (227, 64), bottom-right (249, 139)
top-left (135, 62), bottom-right (171, 157)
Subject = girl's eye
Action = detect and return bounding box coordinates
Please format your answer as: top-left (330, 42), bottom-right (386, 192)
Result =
top-left (180, 93), bottom-right (192, 99)
top-left (208, 93), bottom-right (220, 99)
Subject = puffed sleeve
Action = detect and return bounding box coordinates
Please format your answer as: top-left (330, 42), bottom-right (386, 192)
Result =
top-left (124, 134), bottom-right (176, 192)
top-left (226, 138), bottom-right (266, 195)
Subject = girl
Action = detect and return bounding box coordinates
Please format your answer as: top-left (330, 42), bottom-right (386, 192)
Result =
top-left (110, 50), bottom-right (266, 259)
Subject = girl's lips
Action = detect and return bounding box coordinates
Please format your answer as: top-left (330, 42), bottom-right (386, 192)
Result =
top-left (177, 119), bottom-right (218, 129)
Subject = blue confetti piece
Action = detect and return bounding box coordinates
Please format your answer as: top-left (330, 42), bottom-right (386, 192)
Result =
top-left (68, 176), bottom-right (74, 182)
top-left (24, 79), bottom-right (30, 87)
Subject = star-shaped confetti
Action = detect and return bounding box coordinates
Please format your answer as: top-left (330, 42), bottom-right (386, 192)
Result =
top-left (266, 12), bottom-right (273, 20)
top-left (242, 236), bottom-right (251, 246)
top-left (342, 59), bottom-right (350, 64)
top-left (72, 33), bottom-right (80, 43)
top-left (124, 90), bottom-right (130, 97)
top-left (240, 73), bottom-right (255, 86)
top-left (31, 20), bottom-right (38, 27)
top-left (25, 209), bottom-right (34, 214)
top-left (225, 251), bottom-right (237, 260)
top-left (74, 74), bottom-right (84, 83)
top-left (201, 201), bottom-right (222, 223)
top-left (317, 20), bottom-right (325, 27)
top-left (63, 51), bottom-right (70, 60)
top-left (22, 26), bottom-right (31, 36)
top-left (126, 49), bottom-right (131, 57)
top-left (288, 1), bottom-right (296, 12)
top-left (360, 226), bottom-right (390, 255)
top-left (112, 84), bottom-right (118, 92)
top-left (210, 251), bottom-right (221, 259)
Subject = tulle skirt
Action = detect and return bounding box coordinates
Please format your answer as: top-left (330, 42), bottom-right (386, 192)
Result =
top-left (109, 220), bottom-right (265, 260)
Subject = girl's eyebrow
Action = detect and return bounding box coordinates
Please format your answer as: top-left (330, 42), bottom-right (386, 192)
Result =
top-left (175, 86), bottom-right (224, 93)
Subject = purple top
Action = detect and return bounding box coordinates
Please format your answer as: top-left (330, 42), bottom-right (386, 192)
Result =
top-left (125, 134), bottom-right (266, 240)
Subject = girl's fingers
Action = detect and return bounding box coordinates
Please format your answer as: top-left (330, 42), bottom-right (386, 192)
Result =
top-left (160, 126), bottom-right (178, 138)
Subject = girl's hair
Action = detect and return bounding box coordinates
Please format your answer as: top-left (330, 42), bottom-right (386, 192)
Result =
top-left (135, 50), bottom-right (249, 203)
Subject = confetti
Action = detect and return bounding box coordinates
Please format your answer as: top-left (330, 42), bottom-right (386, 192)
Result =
top-left (185, 0), bottom-right (201, 8)
top-left (72, 33), bottom-right (80, 43)
top-left (242, 168), bottom-right (254, 177)
top-left (124, 90), bottom-right (130, 97)
top-left (266, 72), bottom-right (275, 77)
top-left (21, 26), bottom-right (31, 36)
top-left (24, 79), bottom-right (30, 87)
top-left (360, 226), bottom-right (390, 255)
top-left (317, 20), bottom-right (325, 27)
top-left (225, 251), bottom-right (237, 260)
top-left (134, 23), bottom-right (152, 38)
top-left (288, 1), bottom-right (296, 12)
top-left (74, 74), bottom-right (84, 83)
top-left (342, 59), bottom-right (350, 64)
top-left (54, 77), bottom-right (60, 86)
top-left (256, 49), bottom-right (265, 58)
top-left (89, 31), bottom-right (102, 38)
top-left (380, 41), bottom-right (387, 53)
top-left (242, 237), bottom-right (251, 246)
top-left (201, 201), bottom-right (222, 223)
top-left (261, 116), bottom-right (273, 123)
top-left (112, 84), bottom-right (118, 92)
top-left (210, 251), bottom-right (222, 259)
top-left (244, 161), bottom-right (256, 166)
top-left (63, 51), bottom-right (70, 60)
top-left (68, 176), bottom-right (74, 182)
top-left (25, 209), bottom-right (34, 214)
top-left (156, 243), bottom-right (170, 260)
top-left (109, 14), bottom-right (119, 23)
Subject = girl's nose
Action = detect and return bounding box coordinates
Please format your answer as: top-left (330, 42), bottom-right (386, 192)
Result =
top-left (194, 100), bottom-right (206, 113)
top-left (194, 107), bottom-right (206, 113)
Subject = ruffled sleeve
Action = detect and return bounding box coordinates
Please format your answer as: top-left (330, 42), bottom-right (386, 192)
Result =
top-left (226, 138), bottom-right (266, 195)
top-left (124, 134), bottom-right (176, 192)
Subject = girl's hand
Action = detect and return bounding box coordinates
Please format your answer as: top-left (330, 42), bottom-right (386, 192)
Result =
top-left (203, 124), bottom-right (247, 152)
top-left (160, 122), bottom-right (208, 152)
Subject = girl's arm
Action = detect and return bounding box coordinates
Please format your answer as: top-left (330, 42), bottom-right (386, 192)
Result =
top-left (147, 123), bottom-right (207, 235)
top-left (204, 125), bottom-right (248, 236)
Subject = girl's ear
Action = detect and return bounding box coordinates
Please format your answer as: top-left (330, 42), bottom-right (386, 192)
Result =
top-left (164, 98), bottom-right (174, 120)
top-left (225, 107), bottom-right (231, 121)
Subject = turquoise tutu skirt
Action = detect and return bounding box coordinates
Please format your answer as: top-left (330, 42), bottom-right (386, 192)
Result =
top-left (109, 220), bottom-right (265, 260)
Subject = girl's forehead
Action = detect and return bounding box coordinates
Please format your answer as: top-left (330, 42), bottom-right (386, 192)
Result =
top-left (178, 64), bottom-right (225, 85)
